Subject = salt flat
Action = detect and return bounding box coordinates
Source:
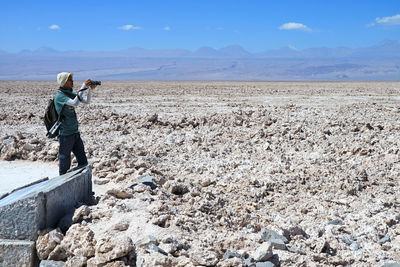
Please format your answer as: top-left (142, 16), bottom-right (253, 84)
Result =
top-left (0, 81), bottom-right (399, 266)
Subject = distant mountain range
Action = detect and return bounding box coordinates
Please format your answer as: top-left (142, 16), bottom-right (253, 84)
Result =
top-left (1, 40), bottom-right (400, 80)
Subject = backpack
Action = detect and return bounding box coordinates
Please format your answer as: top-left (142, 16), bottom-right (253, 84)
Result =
top-left (44, 89), bottom-right (77, 138)
top-left (44, 98), bottom-right (63, 138)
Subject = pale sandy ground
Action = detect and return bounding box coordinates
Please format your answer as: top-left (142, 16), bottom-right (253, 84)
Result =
top-left (0, 160), bottom-right (108, 198)
top-left (0, 81), bottom-right (400, 266)
top-left (0, 160), bottom-right (58, 197)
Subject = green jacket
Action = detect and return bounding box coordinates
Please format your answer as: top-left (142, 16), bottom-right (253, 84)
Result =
top-left (54, 87), bottom-right (79, 136)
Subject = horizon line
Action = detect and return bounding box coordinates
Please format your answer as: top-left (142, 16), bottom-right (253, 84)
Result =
top-left (1, 38), bottom-right (398, 54)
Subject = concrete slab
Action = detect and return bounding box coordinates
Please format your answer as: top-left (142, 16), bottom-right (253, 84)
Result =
top-left (0, 239), bottom-right (37, 267)
top-left (0, 166), bottom-right (92, 241)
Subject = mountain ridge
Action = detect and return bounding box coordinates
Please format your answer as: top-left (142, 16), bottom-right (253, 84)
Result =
top-left (3, 39), bottom-right (399, 59)
top-left (1, 40), bottom-right (400, 81)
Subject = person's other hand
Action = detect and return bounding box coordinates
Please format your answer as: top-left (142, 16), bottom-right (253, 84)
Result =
top-left (85, 79), bottom-right (97, 89)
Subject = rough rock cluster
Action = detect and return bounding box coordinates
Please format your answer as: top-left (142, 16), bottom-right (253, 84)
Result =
top-left (1, 81), bottom-right (400, 266)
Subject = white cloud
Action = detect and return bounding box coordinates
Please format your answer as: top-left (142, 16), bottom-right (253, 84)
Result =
top-left (163, 26), bottom-right (171, 31)
top-left (49, 24), bottom-right (60, 30)
top-left (279, 22), bottom-right (310, 31)
top-left (375, 14), bottom-right (400, 25)
top-left (119, 25), bottom-right (142, 31)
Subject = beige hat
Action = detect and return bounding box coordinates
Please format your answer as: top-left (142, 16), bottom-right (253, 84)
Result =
top-left (57, 72), bottom-right (73, 87)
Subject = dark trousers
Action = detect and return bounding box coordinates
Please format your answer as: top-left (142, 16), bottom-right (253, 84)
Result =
top-left (58, 133), bottom-right (88, 175)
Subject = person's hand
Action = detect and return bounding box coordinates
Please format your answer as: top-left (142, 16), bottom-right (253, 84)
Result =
top-left (85, 79), bottom-right (97, 89)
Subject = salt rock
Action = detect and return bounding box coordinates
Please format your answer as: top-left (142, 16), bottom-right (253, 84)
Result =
top-left (39, 260), bottom-right (65, 267)
top-left (94, 235), bottom-right (135, 264)
top-left (52, 224), bottom-right (96, 260)
top-left (106, 188), bottom-right (133, 199)
top-left (283, 226), bottom-right (309, 240)
top-left (87, 260), bottom-right (127, 267)
top-left (103, 261), bottom-right (128, 267)
top-left (217, 257), bottom-right (245, 267)
top-left (136, 235), bottom-right (159, 248)
top-left (65, 255), bottom-right (87, 267)
top-left (145, 243), bottom-right (168, 256)
top-left (151, 214), bottom-right (170, 227)
top-left (191, 250), bottom-right (219, 266)
top-left (252, 242), bottom-right (273, 262)
top-left (113, 220), bottom-right (130, 231)
top-left (94, 178), bottom-right (110, 185)
top-left (133, 183), bottom-right (148, 193)
top-left (48, 149), bottom-right (58, 156)
top-left (261, 228), bottom-right (288, 250)
top-left (160, 242), bottom-right (179, 256)
top-left (170, 256), bottom-right (195, 267)
top-left (29, 138), bottom-right (40, 144)
top-left (22, 143), bottom-right (34, 151)
top-left (36, 228), bottom-right (64, 260)
top-left (222, 251), bottom-right (243, 260)
top-left (48, 245), bottom-right (68, 261)
top-left (136, 253), bottom-right (172, 267)
top-left (254, 261), bottom-right (275, 267)
top-left (72, 205), bottom-right (91, 224)
top-left (136, 174), bottom-right (157, 189)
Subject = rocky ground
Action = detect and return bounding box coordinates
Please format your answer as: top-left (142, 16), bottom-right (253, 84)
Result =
top-left (0, 81), bottom-right (400, 267)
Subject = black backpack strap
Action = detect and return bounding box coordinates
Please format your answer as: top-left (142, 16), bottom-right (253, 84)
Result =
top-left (56, 104), bottom-right (65, 123)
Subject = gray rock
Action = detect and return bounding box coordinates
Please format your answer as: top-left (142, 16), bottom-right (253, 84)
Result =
top-left (268, 238), bottom-right (287, 250)
top-left (342, 234), bottom-right (358, 247)
top-left (350, 242), bottom-right (360, 251)
top-left (282, 226), bottom-right (309, 240)
top-left (261, 228), bottom-right (288, 244)
top-left (136, 235), bottom-right (159, 247)
top-left (287, 246), bottom-right (305, 255)
top-left (135, 253), bottom-right (171, 267)
top-left (244, 257), bottom-right (255, 267)
top-left (223, 251), bottom-right (243, 260)
top-left (381, 263), bottom-right (400, 267)
top-left (327, 219), bottom-right (343, 225)
top-left (269, 254), bottom-right (280, 267)
top-left (378, 236), bottom-right (391, 245)
top-left (342, 235), bottom-right (353, 245)
top-left (256, 262), bottom-right (275, 267)
top-left (133, 174), bottom-right (157, 189)
top-left (145, 243), bottom-right (168, 256)
top-left (253, 242), bottom-right (273, 262)
top-left (40, 260), bottom-right (65, 267)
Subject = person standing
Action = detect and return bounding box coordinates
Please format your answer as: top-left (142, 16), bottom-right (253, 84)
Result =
top-left (54, 72), bottom-right (97, 175)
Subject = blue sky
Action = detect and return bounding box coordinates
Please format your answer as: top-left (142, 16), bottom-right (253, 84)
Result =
top-left (1, 0), bottom-right (399, 53)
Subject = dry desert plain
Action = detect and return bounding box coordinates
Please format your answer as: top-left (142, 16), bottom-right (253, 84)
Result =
top-left (0, 81), bottom-right (400, 266)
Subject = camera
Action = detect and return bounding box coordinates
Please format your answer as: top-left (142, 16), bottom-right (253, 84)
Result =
top-left (91, 80), bottom-right (101, 86)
